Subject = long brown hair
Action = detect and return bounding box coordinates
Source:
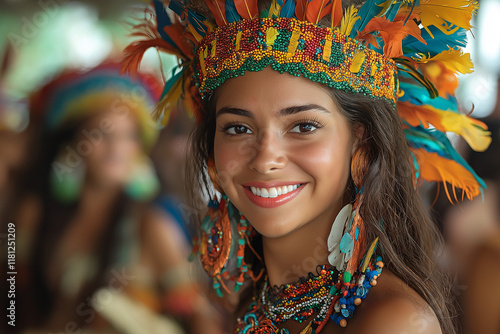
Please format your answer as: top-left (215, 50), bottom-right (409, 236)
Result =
top-left (185, 1), bottom-right (457, 333)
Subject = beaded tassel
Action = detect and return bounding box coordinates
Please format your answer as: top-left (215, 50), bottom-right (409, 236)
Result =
top-left (195, 195), bottom-right (260, 297)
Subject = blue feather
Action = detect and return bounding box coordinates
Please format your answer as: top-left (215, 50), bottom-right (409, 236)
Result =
top-left (279, 0), bottom-right (296, 18)
top-left (154, 1), bottom-right (177, 46)
top-left (168, 0), bottom-right (185, 16)
top-left (403, 26), bottom-right (468, 58)
top-left (352, 0), bottom-right (387, 34)
top-left (384, 1), bottom-right (401, 22)
top-left (225, 0), bottom-right (241, 23)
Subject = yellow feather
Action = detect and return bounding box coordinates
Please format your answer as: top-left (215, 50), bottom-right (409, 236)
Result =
top-left (419, 0), bottom-right (476, 35)
top-left (187, 24), bottom-right (203, 42)
top-left (350, 48), bottom-right (365, 73)
top-left (339, 5), bottom-right (360, 36)
top-left (440, 110), bottom-right (491, 152)
top-left (418, 49), bottom-right (473, 74)
top-left (268, 0), bottom-right (281, 18)
top-left (361, 237), bottom-right (379, 273)
top-left (300, 322), bottom-right (313, 334)
top-left (376, 0), bottom-right (395, 17)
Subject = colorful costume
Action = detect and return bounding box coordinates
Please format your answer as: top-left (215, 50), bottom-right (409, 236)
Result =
top-left (123, 0), bottom-right (489, 332)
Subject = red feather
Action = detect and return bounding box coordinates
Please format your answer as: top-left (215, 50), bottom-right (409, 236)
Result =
top-left (295, 0), bottom-right (309, 20)
top-left (163, 25), bottom-right (194, 59)
top-left (204, 0), bottom-right (227, 26)
top-left (235, 0), bottom-right (259, 20)
top-left (306, 0), bottom-right (333, 24)
top-left (121, 38), bottom-right (172, 78)
top-left (331, 0), bottom-right (343, 28)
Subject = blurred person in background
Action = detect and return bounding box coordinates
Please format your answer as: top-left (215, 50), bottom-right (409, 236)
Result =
top-left (5, 63), bottom-right (222, 334)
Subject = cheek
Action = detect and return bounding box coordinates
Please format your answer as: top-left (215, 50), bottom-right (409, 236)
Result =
top-left (214, 135), bottom-right (249, 190)
top-left (292, 136), bottom-right (352, 183)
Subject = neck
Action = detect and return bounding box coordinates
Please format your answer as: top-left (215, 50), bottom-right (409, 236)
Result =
top-left (262, 203), bottom-right (342, 287)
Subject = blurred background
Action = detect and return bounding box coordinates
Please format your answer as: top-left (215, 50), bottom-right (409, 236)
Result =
top-left (0, 0), bottom-right (499, 333)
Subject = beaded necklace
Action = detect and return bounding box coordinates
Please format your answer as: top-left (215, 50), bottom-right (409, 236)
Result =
top-left (235, 257), bottom-right (383, 334)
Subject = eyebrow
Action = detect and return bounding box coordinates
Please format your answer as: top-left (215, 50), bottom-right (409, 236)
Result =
top-left (216, 104), bottom-right (330, 118)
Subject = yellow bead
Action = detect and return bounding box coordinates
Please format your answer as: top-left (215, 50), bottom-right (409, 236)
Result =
top-left (340, 319), bottom-right (348, 327)
top-left (354, 298), bottom-right (362, 305)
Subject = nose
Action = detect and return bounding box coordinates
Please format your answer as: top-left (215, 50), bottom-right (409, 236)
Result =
top-left (248, 129), bottom-right (288, 174)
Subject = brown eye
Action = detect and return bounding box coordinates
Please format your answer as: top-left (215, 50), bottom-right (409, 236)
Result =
top-left (291, 123), bottom-right (318, 133)
top-left (227, 124), bottom-right (252, 135)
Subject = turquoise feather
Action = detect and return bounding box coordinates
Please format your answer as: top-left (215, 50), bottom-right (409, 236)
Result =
top-left (352, 0), bottom-right (388, 35)
top-left (278, 0), bottom-right (296, 18)
top-left (403, 26), bottom-right (468, 58)
top-left (225, 0), bottom-right (241, 23)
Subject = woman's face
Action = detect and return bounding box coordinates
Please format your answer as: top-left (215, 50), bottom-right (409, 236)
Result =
top-left (80, 110), bottom-right (142, 186)
top-left (214, 67), bottom-right (359, 238)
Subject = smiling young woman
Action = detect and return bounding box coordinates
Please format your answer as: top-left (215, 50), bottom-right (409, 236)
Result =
top-left (123, 0), bottom-right (488, 333)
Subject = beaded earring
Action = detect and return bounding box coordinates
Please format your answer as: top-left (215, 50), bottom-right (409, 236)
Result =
top-left (194, 159), bottom-right (263, 296)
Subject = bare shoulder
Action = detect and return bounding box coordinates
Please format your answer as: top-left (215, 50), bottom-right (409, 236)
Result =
top-left (138, 205), bottom-right (190, 268)
top-left (345, 268), bottom-right (442, 334)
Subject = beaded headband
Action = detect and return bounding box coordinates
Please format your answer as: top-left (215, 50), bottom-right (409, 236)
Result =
top-left (195, 17), bottom-right (397, 101)
top-left (123, 0), bottom-right (490, 201)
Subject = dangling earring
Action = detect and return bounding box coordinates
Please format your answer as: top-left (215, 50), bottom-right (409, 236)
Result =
top-left (343, 146), bottom-right (370, 281)
top-left (194, 194), bottom-right (261, 297)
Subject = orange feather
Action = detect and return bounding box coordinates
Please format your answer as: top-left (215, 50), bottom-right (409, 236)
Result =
top-left (204, 0), bottom-right (228, 26)
top-left (412, 148), bottom-right (482, 201)
top-left (331, 0), bottom-right (343, 28)
top-left (121, 38), bottom-right (172, 78)
top-left (361, 16), bottom-right (424, 58)
top-left (295, 0), bottom-right (309, 20)
top-left (306, 0), bottom-right (333, 24)
top-left (345, 197), bottom-right (366, 275)
top-left (235, 0), bottom-right (259, 20)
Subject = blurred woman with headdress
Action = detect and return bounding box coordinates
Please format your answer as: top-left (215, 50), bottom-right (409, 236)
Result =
top-left (11, 63), bottom-right (221, 334)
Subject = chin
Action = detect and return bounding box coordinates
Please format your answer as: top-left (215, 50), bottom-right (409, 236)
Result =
top-left (244, 212), bottom-right (302, 239)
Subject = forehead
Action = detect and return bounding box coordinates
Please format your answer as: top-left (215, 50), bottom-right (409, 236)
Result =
top-left (215, 67), bottom-right (335, 112)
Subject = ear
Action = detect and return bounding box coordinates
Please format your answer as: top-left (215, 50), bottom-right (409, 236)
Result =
top-left (351, 122), bottom-right (365, 155)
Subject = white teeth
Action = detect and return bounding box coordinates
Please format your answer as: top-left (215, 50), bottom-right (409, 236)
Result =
top-left (249, 184), bottom-right (302, 198)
